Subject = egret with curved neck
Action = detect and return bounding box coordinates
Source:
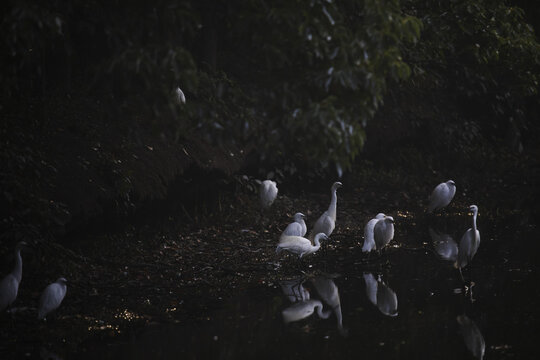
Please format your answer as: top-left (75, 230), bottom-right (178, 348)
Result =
top-left (277, 233), bottom-right (328, 259)
top-left (309, 182), bottom-right (342, 242)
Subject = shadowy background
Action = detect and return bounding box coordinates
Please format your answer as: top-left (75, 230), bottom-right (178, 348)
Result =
top-left (0, 0), bottom-right (539, 242)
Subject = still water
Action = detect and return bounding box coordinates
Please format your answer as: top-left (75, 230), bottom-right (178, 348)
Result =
top-left (74, 211), bottom-right (538, 359)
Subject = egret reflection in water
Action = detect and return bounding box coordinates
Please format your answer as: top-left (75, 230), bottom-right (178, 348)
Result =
top-left (363, 273), bottom-right (398, 317)
top-left (279, 275), bottom-right (347, 336)
top-left (429, 227), bottom-right (458, 261)
top-left (280, 278), bottom-right (310, 302)
top-left (310, 275), bottom-right (348, 336)
top-left (281, 299), bottom-right (330, 323)
top-left (457, 314), bottom-right (486, 359)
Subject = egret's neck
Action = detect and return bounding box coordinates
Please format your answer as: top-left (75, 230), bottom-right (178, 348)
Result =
top-left (13, 249), bottom-right (22, 283)
top-left (313, 236), bottom-right (323, 249)
top-left (328, 189), bottom-right (338, 219)
top-left (315, 303), bottom-right (331, 319)
top-left (472, 211), bottom-right (478, 232)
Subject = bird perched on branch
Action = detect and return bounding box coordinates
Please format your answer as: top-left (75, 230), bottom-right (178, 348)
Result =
top-left (428, 180), bottom-right (456, 213)
top-left (308, 182), bottom-right (342, 242)
top-left (0, 241), bottom-right (27, 312)
top-left (38, 278), bottom-right (68, 320)
top-left (281, 212), bottom-right (307, 237)
top-left (175, 86), bottom-right (186, 104)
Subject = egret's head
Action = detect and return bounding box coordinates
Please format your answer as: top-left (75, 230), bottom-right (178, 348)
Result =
top-left (332, 182), bottom-right (343, 191)
top-left (375, 213), bottom-right (385, 219)
top-left (56, 277), bottom-right (68, 285)
top-left (468, 205), bottom-right (478, 214)
top-left (294, 212), bottom-right (305, 221)
top-left (316, 233), bottom-right (329, 241)
top-left (447, 180), bottom-right (456, 186)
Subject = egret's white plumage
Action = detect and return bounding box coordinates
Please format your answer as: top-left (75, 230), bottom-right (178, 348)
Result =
top-left (429, 227), bottom-right (458, 261)
top-left (362, 213), bottom-right (385, 253)
top-left (0, 242), bottom-right (26, 312)
top-left (373, 215), bottom-right (395, 251)
top-left (308, 182), bottom-right (342, 242)
top-left (457, 315), bottom-right (485, 360)
top-left (282, 299), bottom-right (330, 323)
top-left (455, 205), bottom-right (481, 270)
top-left (363, 273), bottom-right (398, 317)
top-left (428, 180), bottom-right (456, 213)
top-left (38, 277), bottom-right (67, 320)
top-left (260, 180), bottom-right (278, 209)
top-left (175, 86), bottom-right (186, 104)
top-left (276, 233), bottom-right (328, 258)
top-left (281, 213), bottom-right (307, 237)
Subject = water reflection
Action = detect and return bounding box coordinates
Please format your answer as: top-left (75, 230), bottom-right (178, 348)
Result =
top-left (363, 273), bottom-right (398, 317)
top-left (457, 314), bottom-right (485, 359)
top-left (429, 227), bottom-right (458, 261)
top-left (280, 275), bottom-right (347, 335)
top-left (280, 278), bottom-right (310, 302)
top-left (282, 299), bottom-right (330, 323)
top-left (310, 276), bottom-right (348, 336)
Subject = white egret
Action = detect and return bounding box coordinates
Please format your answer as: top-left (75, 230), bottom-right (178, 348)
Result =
top-left (311, 276), bottom-right (347, 336)
top-left (373, 215), bottom-right (395, 252)
top-left (0, 241), bottom-right (27, 312)
top-left (308, 182), bottom-right (342, 242)
top-left (175, 86), bottom-right (186, 104)
top-left (455, 205), bottom-right (481, 272)
top-left (282, 299), bottom-right (330, 323)
top-left (281, 212), bottom-right (307, 237)
top-left (276, 233), bottom-right (328, 258)
top-left (363, 273), bottom-right (398, 317)
top-left (259, 180), bottom-right (278, 209)
top-left (429, 227), bottom-right (458, 261)
top-left (427, 180), bottom-right (456, 213)
top-left (457, 315), bottom-right (485, 359)
top-left (362, 213), bottom-right (385, 253)
top-left (38, 277), bottom-right (67, 320)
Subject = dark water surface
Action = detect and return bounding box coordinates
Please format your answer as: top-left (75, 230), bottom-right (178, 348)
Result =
top-left (71, 209), bottom-right (538, 360)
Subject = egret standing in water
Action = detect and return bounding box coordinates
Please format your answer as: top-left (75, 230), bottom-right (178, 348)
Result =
top-left (455, 205), bottom-right (481, 277)
top-left (38, 278), bottom-right (67, 320)
top-left (308, 182), bottom-right (342, 242)
top-left (362, 213), bottom-right (385, 253)
top-left (281, 212), bottom-right (307, 237)
top-left (0, 242), bottom-right (27, 312)
top-left (373, 215), bottom-right (395, 252)
top-left (259, 180), bottom-right (278, 209)
top-left (428, 180), bottom-right (456, 213)
top-left (276, 233), bottom-right (328, 259)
